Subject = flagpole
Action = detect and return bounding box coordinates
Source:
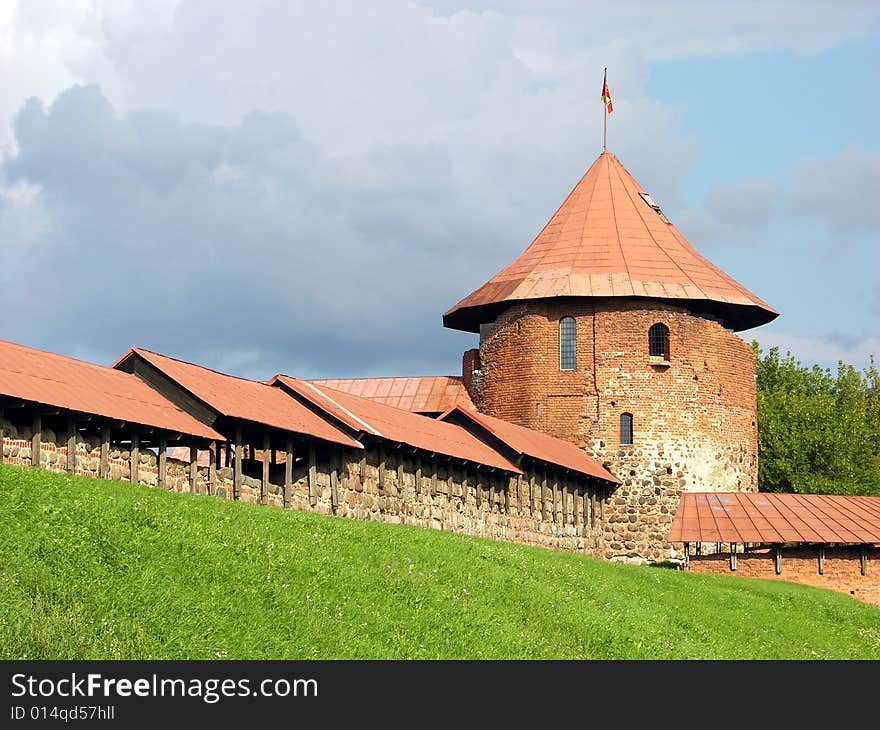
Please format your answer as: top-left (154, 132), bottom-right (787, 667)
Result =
top-left (603, 67), bottom-right (607, 151)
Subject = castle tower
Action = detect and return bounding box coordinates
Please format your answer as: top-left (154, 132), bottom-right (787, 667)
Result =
top-left (444, 151), bottom-right (778, 562)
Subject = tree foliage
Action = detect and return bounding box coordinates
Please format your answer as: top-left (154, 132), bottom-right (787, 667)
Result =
top-left (752, 343), bottom-right (880, 496)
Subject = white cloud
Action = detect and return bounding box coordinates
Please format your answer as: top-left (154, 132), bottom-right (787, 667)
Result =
top-left (752, 331), bottom-right (879, 370)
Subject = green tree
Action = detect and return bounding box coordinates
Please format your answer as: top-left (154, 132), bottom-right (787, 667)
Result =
top-left (752, 343), bottom-right (880, 496)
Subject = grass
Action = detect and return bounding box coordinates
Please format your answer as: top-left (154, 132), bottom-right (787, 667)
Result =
top-left (1, 463), bottom-right (879, 660)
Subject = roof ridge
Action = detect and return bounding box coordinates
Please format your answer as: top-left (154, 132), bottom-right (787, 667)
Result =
top-left (132, 346), bottom-right (277, 388)
top-left (309, 374), bottom-right (463, 382)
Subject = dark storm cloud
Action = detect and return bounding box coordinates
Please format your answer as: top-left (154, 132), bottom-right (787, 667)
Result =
top-left (0, 85), bottom-right (483, 379)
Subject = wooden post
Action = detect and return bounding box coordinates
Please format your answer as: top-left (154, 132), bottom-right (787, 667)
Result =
top-left (487, 475), bottom-right (494, 511)
top-left (529, 472), bottom-right (536, 516)
top-left (0, 406), bottom-right (5, 464)
top-left (190, 445), bottom-right (199, 494)
top-left (233, 426), bottom-right (242, 500)
top-left (475, 471), bottom-right (483, 508)
top-left (284, 437), bottom-right (293, 508)
top-left (861, 545), bottom-right (868, 576)
top-left (158, 435), bottom-right (167, 489)
top-left (377, 446), bottom-right (386, 491)
top-left (31, 413), bottom-right (42, 470)
top-left (208, 441), bottom-right (217, 495)
top-left (130, 432), bottom-right (140, 484)
top-left (396, 453), bottom-right (404, 495)
top-left (590, 491), bottom-right (598, 528)
top-left (261, 432), bottom-right (270, 505)
top-left (552, 473), bottom-right (559, 524)
top-left (65, 416), bottom-right (76, 473)
top-left (447, 460), bottom-right (455, 495)
top-left (729, 543), bottom-right (737, 571)
top-left (308, 443), bottom-right (317, 506)
top-left (414, 454), bottom-right (422, 496)
top-left (774, 545), bottom-right (782, 575)
top-left (99, 424), bottom-right (110, 478)
top-left (541, 470), bottom-right (549, 521)
top-left (430, 464), bottom-right (437, 496)
top-left (514, 474), bottom-right (522, 513)
top-left (461, 467), bottom-right (469, 503)
top-left (818, 545), bottom-right (825, 575)
top-left (330, 449), bottom-right (340, 513)
top-left (359, 454), bottom-right (366, 480)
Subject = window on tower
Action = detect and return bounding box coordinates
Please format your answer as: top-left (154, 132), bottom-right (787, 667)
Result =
top-left (648, 323), bottom-right (670, 362)
top-left (620, 413), bottom-right (633, 445)
top-left (559, 317), bottom-right (576, 370)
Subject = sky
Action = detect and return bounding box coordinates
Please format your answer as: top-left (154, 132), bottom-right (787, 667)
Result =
top-left (1, 0), bottom-right (878, 381)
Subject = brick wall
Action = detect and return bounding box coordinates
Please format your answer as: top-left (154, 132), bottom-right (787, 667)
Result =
top-left (468, 298), bottom-right (758, 562)
top-left (688, 546), bottom-right (880, 606)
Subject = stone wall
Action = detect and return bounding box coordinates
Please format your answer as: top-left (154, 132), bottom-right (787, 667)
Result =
top-left (0, 413), bottom-right (605, 556)
top-left (468, 298), bottom-right (758, 562)
top-left (688, 546), bottom-right (880, 606)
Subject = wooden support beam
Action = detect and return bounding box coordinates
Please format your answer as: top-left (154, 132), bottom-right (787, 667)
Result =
top-left (190, 445), bottom-right (199, 495)
top-left (261, 432), bottom-right (270, 505)
top-left (414, 454), bottom-right (422, 496)
top-left (461, 468), bottom-right (469, 503)
top-left (66, 416), bottom-right (76, 473)
top-left (541, 470), bottom-right (548, 521)
top-left (589, 490), bottom-right (598, 528)
top-left (284, 438), bottom-right (293, 509)
top-left (396, 454), bottom-right (404, 495)
top-left (818, 545), bottom-right (825, 575)
top-left (861, 545), bottom-right (868, 576)
top-left (308, 443), bottom-right (317, 506)
top-left (208, 441), bottom-right (217, 495)
top-left (31, 413), bottom-right (42, 470)
top-left (233, 426), bottom-right (242, 500)
top-left (514, 474), bottom-right (522, 513)
top-left (475, 471), bottom-right (483, 508)
top-left (729, 543), bottom-right (737, 571)
top-left (158, 435), bottom-right (167, 489)
top-left (487, 475), bottom-right (494, 511)
top-left (430, 464), bottom-right (437, 496)
top-left (130, 432), bottom-right (140, 485)
top-left (529, 472), bottom-right (536, 516)
top-left (359, 454), bottom-right (366, 481)
top-left (99, 425), bottom-right (110, 479)
top-left (552, 474), bottom-right (559, 524)
top-left (774, 545), bottom-right (782, 575)
top-left (447, 460), bottom-right (454, 495)
top-left (378, 446), bottom-right (386, 491)
top-left (330, 449), bottom-right (340, 514)
top-left (0, 407), bottom-right (5, 464)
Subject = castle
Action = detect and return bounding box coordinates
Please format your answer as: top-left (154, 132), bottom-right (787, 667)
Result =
top-left (0, 149), bottom-right (778, 565)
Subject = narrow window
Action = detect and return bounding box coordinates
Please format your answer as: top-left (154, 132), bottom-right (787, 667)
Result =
top-left (648, 323), bottom-right (670, 361)
top-left (559, 316), bottom-right (576, 370)
top-left (620, 413), bottom-right (633, 445)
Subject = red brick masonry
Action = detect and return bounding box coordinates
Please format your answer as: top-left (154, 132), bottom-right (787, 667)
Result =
top-left (687, 546), bottom-right (880, 606)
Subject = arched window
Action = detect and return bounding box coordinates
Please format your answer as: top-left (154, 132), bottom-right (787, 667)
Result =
top-left (620, 413), bottom-right (633, 445)
top-left (559, 317), bottom-right (576, 370)
top-left (648, 323), bottom-right (670, 361)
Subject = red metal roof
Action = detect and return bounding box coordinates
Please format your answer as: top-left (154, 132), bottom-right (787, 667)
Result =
top-left (273, 375), bottom-right (520, 473)
top-left (444, 151), bottom-right (778, 333)
top-left (440, 406), bottom-right (619, 483)
top-left (116, 348), bottom-right (361, 449)
top-left (308, 376), bottom-right (474, 414)
top-left (669, 492), bottom-right (880, 544)
top-left (0, 339), bottom-right (223, 440)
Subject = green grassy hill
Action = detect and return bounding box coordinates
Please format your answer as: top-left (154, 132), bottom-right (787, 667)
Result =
top-left (1, 463), bottom-right (878, 660)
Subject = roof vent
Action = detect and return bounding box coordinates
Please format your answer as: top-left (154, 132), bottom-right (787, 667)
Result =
top-left (639, 192), bottom-right (671, 224)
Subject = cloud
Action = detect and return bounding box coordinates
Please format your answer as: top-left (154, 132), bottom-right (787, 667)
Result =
top-left (752, 331), bottom-right (879, 370)
top-left (788, 145), bottom-right (880, 234)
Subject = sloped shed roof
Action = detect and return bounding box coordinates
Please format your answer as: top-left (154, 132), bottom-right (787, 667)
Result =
top-left (669, 492), bottom-right (880, 544)
top-left (308, 376), bottom-right (474, 414)
top-left (0, 339), bottom-right (222, 440)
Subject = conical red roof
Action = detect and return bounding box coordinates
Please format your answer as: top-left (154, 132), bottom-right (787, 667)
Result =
top-left (443, 151), bottom-right (778, 332)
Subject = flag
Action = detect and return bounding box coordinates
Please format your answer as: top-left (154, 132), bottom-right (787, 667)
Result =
top-left (601, 69), bottom-right (613, 115)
